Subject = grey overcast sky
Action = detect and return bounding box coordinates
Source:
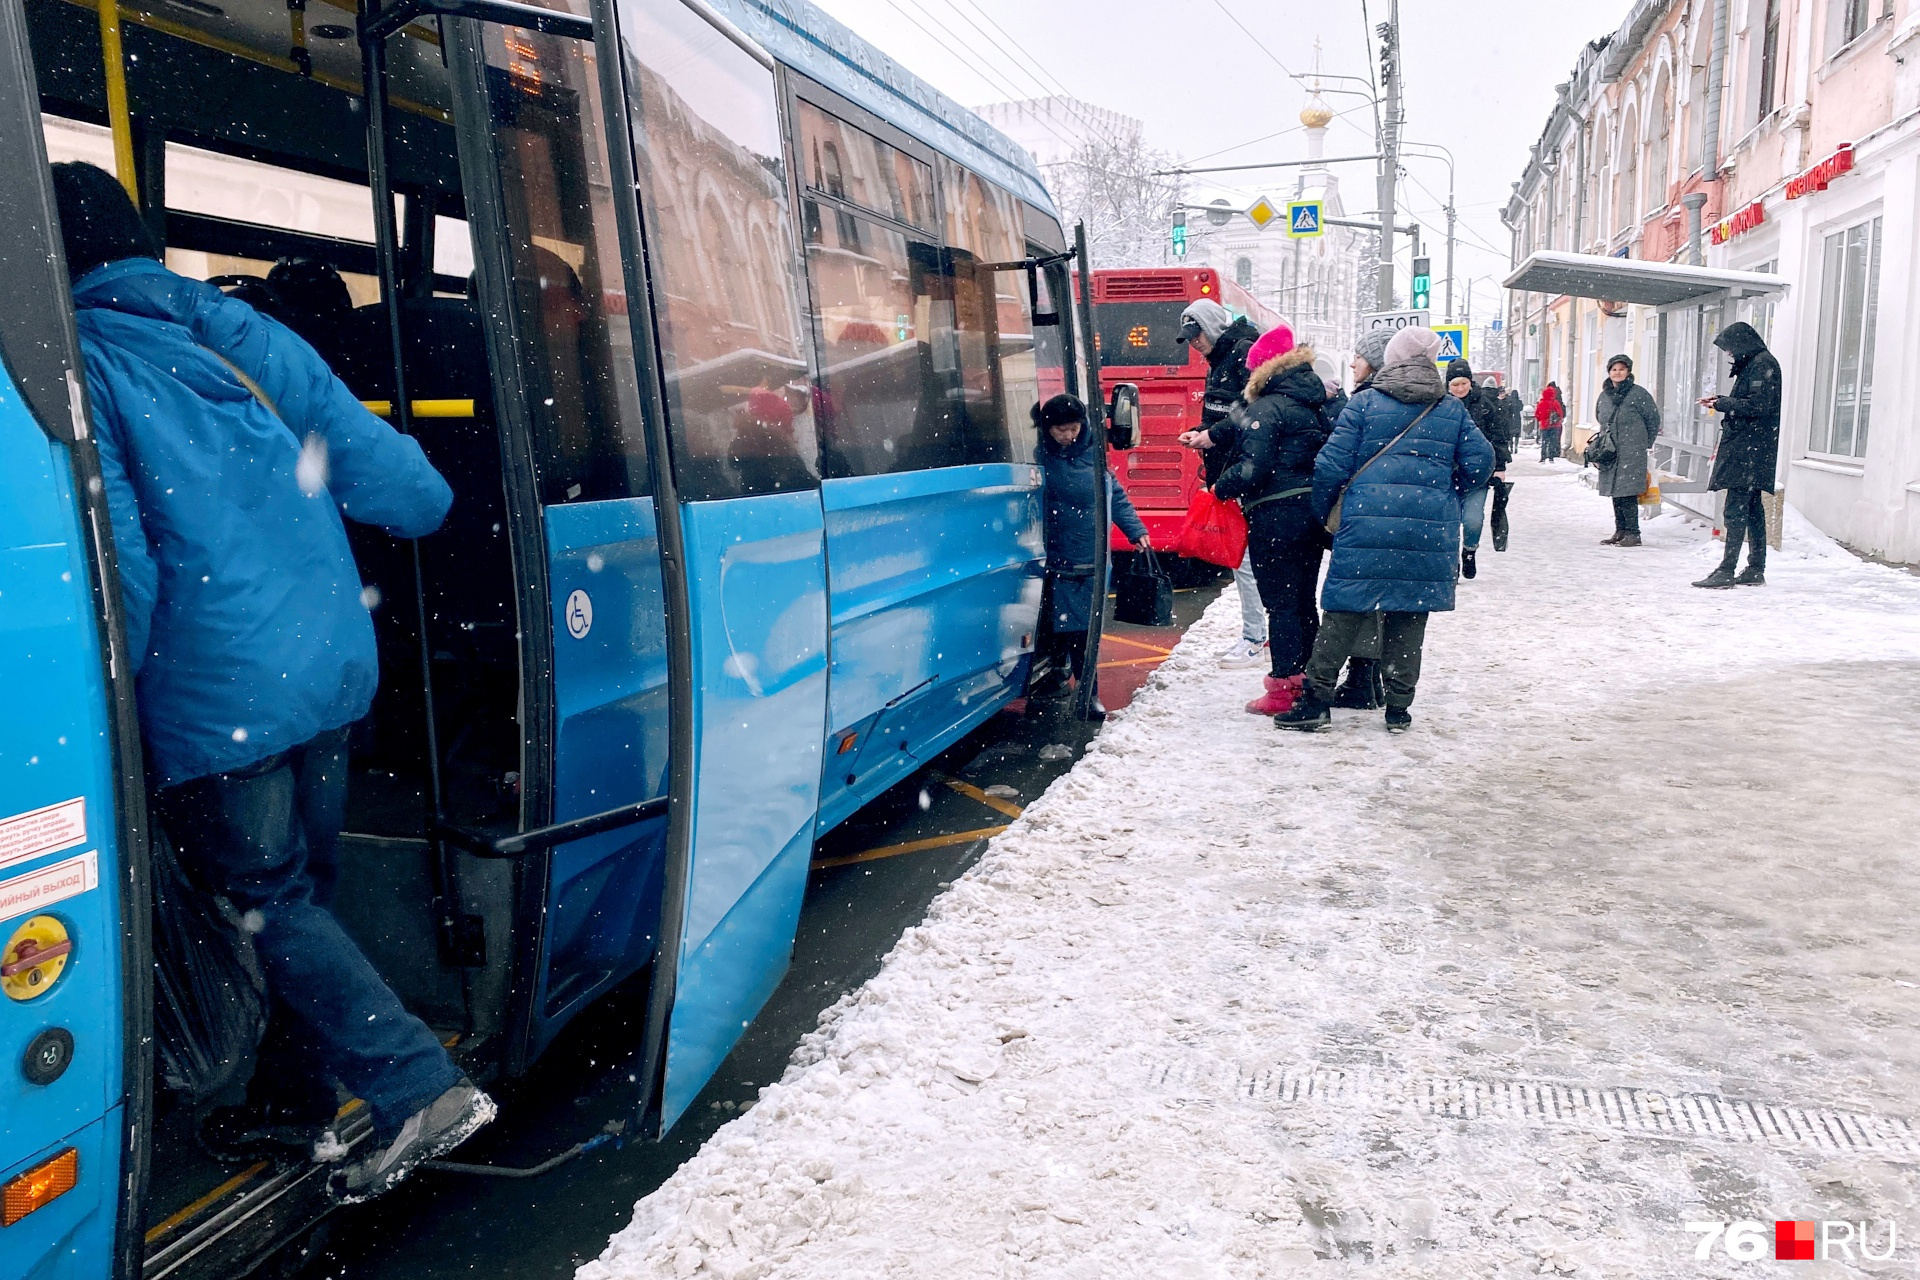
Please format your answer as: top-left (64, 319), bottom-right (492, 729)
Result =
top-left (812, 0), bottom-right (1638, 315)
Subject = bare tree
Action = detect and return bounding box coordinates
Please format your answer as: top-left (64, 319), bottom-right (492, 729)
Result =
top-left (1042, 127), bottom-right (1184, 269)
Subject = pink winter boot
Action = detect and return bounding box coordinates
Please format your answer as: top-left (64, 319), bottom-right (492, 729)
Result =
top-left (1245, 674), bottom-right (1302, 715)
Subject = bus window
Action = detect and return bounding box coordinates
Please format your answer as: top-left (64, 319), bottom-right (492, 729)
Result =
top-left (938, 160), bottom-right (1029, 464)
top-left (615, 0), bottom-right (816, 500)
top-left (475, 24), bottom-right (650, 504)
top-left (796, 99), bottom-right (934, 231)
top-left (801, 198), bottom-right (955, 477)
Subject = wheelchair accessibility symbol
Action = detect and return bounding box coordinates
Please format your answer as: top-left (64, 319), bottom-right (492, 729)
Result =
top-left (565, 589), bottom-right (593, 640)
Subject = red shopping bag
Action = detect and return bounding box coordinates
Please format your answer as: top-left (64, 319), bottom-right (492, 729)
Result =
top-left (1172, 488), bottom-right (1248, 568)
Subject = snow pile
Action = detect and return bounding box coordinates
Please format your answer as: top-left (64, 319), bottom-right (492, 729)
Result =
top-left (582, 464), bottom-right (1920, 1280)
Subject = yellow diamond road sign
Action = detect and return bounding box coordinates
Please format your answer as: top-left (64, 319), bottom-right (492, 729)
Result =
top-left (1246, 197), bottom-right (1279, 230)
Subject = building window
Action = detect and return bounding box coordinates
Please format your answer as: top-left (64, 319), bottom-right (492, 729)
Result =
top-left (1759, 0), bottom-right (1782, 116)
top-left (1649, 76), bottom-right (1671, 205)
top-left (1810, 217), bottom-right (1882, 459)
top-left (1617, 110), bottom-right (1639, 232)
top-left (1235, 256), bottom-right (1252, 289)
top-left (1830, 0), bottom-right (1872, 54)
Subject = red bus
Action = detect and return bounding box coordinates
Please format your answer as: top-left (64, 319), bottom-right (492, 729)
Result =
top-left (1092, 268), bottom-right (1285, 550)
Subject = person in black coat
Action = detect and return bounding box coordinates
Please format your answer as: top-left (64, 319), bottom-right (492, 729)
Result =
top-left (1446, 360), bottom-right (1509, 577)
top-left (1694, 321), bottom-right (1782, 588)
top-left (1211, 325), bottom-right (1333, 716)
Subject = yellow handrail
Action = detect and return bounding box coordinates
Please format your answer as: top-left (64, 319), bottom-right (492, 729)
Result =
top-left (361, 399), bottom-right (477, 419)
top-left (96, 0), bottom-right (138, 203)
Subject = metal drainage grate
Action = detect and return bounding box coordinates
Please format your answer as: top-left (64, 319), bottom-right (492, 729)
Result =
top-left (1142, 1059), bottom-right (1920, 1163)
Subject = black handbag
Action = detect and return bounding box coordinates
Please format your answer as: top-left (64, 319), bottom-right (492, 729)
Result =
top-left (1114, 548), bottom-right (1174, 626)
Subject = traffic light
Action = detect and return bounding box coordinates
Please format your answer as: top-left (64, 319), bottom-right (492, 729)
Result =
top-left (1411, 256), bottom-right (1432, 311)
top-left (1172, 210), bottom-right (1188, 258)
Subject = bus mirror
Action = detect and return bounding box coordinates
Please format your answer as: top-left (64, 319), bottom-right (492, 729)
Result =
top-left (1107, 384), bottom-right (1140, 450)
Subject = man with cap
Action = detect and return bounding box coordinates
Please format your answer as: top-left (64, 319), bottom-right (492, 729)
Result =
top-left (1175, 298), bottom-right (1267, 668)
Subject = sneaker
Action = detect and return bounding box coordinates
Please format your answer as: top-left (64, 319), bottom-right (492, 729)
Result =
top-left (200, 1102), bottom-right (340, 1166)
top-left (1384, 707), bottom-right (1412, 734)
top-left (1219, 638), bottom-right (1268, 670)
top-left (1273, 686), bottom-right (1332, 732)
top-left (1461, 550), bottom-right (1478, 580)
top-left (329, 1080), bottom-right (495, 1204)
top-left (1734, 564), bottom-right (1766, 586)
top-left (1693, 566), bottom-right (1738, 589)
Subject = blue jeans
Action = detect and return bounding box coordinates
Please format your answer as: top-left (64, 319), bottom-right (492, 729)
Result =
top-left (154, 728), bottom-right (460, 1136)
top-left (1461, 484), bottom-right (1491, 551)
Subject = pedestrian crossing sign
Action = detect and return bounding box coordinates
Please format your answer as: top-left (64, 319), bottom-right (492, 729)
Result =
top-left (1433, 324), bottom-right (1470, 365)
top-left (1287, 200), bottom-right (1324, 238)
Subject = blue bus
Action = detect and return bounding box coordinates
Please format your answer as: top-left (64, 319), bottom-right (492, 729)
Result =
top-left (0, 0), bottom-right (1110, 1273)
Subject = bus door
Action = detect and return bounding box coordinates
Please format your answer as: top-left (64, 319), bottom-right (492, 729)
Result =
top-left (442, 0), bottom-right (828, 1125)
top-left (599, 0), bottom-right (828, 1133)
top-left (0, 36), bottom-right (148, 1276)
top-left (423, 9), bottom-right (673, 1072)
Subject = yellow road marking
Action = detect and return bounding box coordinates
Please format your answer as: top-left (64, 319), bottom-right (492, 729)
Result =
top-left (1098, 656), bottom-right (1167, 669)
top-left (813, 826), bottom-right (1008, 869)
top-left (1101, 633), bottom-right (1175, 657)
top-left (144, 1162), bottom-right (270, 1243)
top-left (937, 774), bottom-right (1024, 819)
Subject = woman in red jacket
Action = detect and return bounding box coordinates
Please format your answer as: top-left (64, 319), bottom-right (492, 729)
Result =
top-left (1535, 382), bottom-right (1566, 461)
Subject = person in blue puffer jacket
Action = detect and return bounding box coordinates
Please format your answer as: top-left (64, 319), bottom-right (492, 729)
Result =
top-left (1274, 326), bottom-right (1494, 734)
top-left (54, 162), bottom-right (492, 1200)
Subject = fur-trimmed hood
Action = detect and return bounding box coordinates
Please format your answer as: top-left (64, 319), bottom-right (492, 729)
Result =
top-left (1244, 344), bottom-right (1321, 402)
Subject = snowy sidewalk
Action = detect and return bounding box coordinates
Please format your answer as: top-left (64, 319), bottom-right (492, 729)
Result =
top-left (584, 463), bottom-right (1920, 1280)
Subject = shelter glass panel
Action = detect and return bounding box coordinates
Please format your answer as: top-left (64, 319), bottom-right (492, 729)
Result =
top-left (617, 0), bottom-right (817, 499)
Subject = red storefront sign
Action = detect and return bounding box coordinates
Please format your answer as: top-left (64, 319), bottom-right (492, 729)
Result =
top-left (1710, 200), bottom-right (1767, 244)
top-left (1785, 143), bottom-right (1855, 199)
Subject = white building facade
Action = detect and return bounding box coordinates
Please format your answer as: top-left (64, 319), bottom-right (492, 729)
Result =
top-left (1506, 0), bottom-right (1920, 565)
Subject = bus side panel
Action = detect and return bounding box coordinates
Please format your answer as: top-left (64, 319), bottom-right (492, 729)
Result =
top-left (1, 1112), bottom-right (116, 1280)
top-left (814, 464), bottom-right (1042, 836)
top-left (527, 498), bottom-right (671, 1059)
top-left (0, 371), bottom-right (125, 1277)
top-left (661, 492), bottom-right (828, 1128)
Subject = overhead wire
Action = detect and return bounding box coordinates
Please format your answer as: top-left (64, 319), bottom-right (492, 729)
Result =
top-left (936, 0), bottom-right (1116, 144)
top-left (880, 0), bottom-right (1085, 154)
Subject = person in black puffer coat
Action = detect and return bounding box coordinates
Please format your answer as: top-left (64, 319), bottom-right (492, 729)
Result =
top-left (1695, 321), bottom-right (1782, 588)
top-left (1178, 298), bottom-right (1267, 666)
top-left (1211, 323), bottom-right (1333, 717)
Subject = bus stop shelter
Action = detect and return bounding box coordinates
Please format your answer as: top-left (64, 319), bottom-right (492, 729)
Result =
top-left (1504, 251), bottom-right (1788, 513)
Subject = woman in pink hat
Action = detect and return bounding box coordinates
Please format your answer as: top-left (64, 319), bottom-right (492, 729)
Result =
top-left (1205, 322), bottom-right (1338, 715)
